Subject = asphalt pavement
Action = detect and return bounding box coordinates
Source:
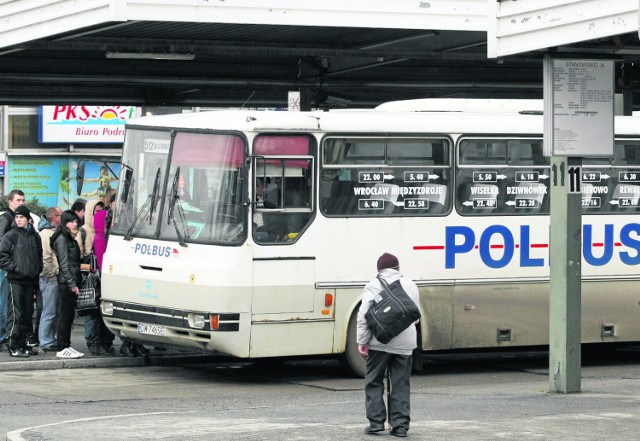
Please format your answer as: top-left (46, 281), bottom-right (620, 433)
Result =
top-left (2, 320), bottom-right (640, 440)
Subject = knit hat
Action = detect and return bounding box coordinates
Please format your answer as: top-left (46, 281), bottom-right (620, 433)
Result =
top-left (377, 252), bottom-right (399, 271)
top-left (14, 205), bottom-right (30, 219)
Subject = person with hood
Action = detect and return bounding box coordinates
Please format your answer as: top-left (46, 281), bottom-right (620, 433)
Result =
top-left (38, 207), bottom-right (62, 352)
top-left (88, 207), bottom-right (116, 355)
top-left (0, 189), bottom-right (25, 352)
top-left (51, 210), bottom-right (84, 359)
top-left (79, 199), bottom-right (104, 257)
top-left (357, 252), bottom-right (420, 438)
top-left (79, 199), bottom-right (105, 355)
top-left (0, 205), bottom-right (42, 357)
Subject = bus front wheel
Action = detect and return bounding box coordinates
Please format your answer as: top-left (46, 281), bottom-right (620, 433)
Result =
top-left (339, 311), bottom-right (366, 378)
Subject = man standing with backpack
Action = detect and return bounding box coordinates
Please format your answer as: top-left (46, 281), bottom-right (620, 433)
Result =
top-left (357, 252), bottom-right (420, 438)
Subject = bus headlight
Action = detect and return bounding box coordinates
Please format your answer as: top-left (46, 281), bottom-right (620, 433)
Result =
top-left (102, 301), bottom-right (114, 316)
top-left (190, 313), bottom-right (206, 329)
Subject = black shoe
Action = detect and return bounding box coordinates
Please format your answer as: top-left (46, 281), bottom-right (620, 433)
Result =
top-left (41, 346), bottom-right (59, 353)
top-left (120, 342), bottom-right (135, 357)
top-left (89, 347), bottom-right (102, 356)
top-left (390, 428), bottom-right (408, 438)
top-left (132, 344), bottom-right (149, 356)
top-left (364, 425), bottom-right (385, 435)
top-left (9, 348), bottom-right (29, 358)
top-left (26, 336), bottom-right (39, 347)
top-left (102, 345), bottom-right (116, 355)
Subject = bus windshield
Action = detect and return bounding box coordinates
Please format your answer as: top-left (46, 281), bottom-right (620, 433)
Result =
top-left (112, 128), bottom-right (247, 245)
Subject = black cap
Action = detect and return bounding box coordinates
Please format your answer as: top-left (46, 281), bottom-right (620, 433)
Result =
top-left (14, 205), bottom-right (30, 219)
top-left (377, 252), bottom-right (399, 271)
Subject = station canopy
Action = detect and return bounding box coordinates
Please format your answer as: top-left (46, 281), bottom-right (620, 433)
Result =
top-left (1, 1), bottom-right (640, 109)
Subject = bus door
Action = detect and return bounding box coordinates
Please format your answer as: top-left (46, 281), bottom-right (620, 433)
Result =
top-left (250, 135), bottom-right (316, 316)
top-left (251, 135), bottom-right (321, 356)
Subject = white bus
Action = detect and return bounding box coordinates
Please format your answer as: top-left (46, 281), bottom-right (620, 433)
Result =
top-left (101, 100), bottom-right (640, 377)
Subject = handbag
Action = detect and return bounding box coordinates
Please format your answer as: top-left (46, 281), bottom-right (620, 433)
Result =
top-left (76, 269), bottom-right (100, 312)
top-left (81, 250), bottom-right (99, 274)
top-left (364, 275), bottom-right (420, 344)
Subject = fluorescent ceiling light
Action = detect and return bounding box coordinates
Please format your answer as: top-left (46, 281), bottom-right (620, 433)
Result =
top-left (106, 52), bottom-right (195, 61)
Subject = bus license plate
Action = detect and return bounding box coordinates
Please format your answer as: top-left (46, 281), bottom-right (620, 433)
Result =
top-left (137, 323), bottom-right (165, 336)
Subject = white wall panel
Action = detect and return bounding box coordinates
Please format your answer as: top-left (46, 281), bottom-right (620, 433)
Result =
top-left (0, 0), bottom-right (488, 50)
top-left (488, 0), bottom-right (637, 57)
top-left (0, 0), bottom-right (123, 48)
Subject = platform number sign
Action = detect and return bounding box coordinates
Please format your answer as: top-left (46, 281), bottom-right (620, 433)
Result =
top-left (567, 166), bottom-right (581, 194)
top-left (552, 161), bottom-right (581, 194)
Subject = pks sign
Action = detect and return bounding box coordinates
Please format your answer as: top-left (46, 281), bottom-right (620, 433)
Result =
top-left (39, 106), bottom-right (138, 143)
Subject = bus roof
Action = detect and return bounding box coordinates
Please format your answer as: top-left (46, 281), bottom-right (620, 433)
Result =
top-left (375, 98), bottom-right (543, 113)
top-left (126, 104), bottom-right (640, 137)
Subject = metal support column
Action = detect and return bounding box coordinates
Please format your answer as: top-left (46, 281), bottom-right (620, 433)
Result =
top-left (549, 156), bottom-right (582, 393)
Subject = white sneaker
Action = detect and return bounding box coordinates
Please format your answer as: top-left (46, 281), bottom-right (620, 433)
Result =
top-left (56, 347), bottom-right (84, 359)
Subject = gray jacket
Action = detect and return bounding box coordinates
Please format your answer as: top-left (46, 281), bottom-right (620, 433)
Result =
top-left (356, 268), bottom-right (420, 356)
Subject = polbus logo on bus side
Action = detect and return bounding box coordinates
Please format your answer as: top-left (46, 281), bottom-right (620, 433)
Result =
top-left (441, 224), bottom-right (640, 269)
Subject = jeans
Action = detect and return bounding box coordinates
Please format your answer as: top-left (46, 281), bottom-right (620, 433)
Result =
top-left (38, 277), bottom-right (59, 348)
top-left (0, 270), bottom-right (8, 343)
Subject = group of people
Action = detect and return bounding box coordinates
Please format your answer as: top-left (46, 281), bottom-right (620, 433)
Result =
top-left (0, 190), bottom-right (115, 359)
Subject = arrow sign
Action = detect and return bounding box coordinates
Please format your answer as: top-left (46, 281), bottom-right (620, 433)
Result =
top-left (428, 174), bottom-right (440, 180)
top-left (609, 199), bottom-right (619, 205)
top-left (383, 173), bottom-right (395, 180)
top-left (539, 174), bottom-right (549, 180)
top-left (462, 201), bottom-right (473, 206)
top-left (505, 200), bottom-right (516, 206)
top-left (497, 174), bottom-right (508, 180)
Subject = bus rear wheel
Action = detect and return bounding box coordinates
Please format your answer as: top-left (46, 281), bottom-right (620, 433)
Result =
top-left (339, 310), bottom-right (366, 378)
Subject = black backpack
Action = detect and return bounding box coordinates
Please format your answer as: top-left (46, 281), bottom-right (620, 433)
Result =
top-left (365, 276), bottom-right (420, 344)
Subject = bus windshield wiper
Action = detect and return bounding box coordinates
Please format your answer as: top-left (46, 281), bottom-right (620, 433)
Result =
top-left (124, 167), bottom-right (161, 241)
top-left (167, 167), bottom-right (189, 247)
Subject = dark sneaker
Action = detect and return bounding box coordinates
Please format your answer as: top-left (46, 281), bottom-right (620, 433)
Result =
top-left (26, 336), bottom-right (39, 347)
top-left (10, 348), bottom-right (29, 358)
top-left (102, 345), bottom-right (116, 355)
top-left (41, 345), bottom-right (59, 353)
top-left (364, 425), bottom-right (385, 435)
top-left (390, 427), bottom-right (408, 438)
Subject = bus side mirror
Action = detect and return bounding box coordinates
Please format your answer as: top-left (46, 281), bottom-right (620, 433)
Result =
top-left (76, 161), bottom-right (85, 195)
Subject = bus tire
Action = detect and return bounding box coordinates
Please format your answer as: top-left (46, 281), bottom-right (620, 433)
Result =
top-left (339, 310), bottom-right (366, 378)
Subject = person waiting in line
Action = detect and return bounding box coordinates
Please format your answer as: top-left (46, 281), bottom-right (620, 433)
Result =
top-left (90, 206), bottom-right (115, 355)
top-left (79, 200), bottom-right (108, 355)
top-left (0, 189), bottom-right (25, 353)
top-left (0, 205), bottom-right (43, 357)
top-left (357, 253), bottom-right (420, 438)
top-left (37, 206), bottom-right (62, 353)
top-left (71, 199), bottom-right (86, 228)
top-left (51, 210), bottom-right (84, 359)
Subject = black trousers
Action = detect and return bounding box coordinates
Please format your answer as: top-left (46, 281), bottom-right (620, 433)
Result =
top-left (56, 283), bottom-right (77, 349)
top-left (7, 282), bottom-right (37, 351)
top-left (364, 350), bottom-right (412, 431)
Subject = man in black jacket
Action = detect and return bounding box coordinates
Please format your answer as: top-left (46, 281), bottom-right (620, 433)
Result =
top-left (0, 189), bottom-right (25, 352)
top-left (0, 205), bottom-right (43, 357)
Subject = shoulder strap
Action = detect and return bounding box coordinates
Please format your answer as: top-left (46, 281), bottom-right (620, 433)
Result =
top-left (80, 227), bottom-right (86, 245)
top-left (376, 275), bottom-right (393, 295)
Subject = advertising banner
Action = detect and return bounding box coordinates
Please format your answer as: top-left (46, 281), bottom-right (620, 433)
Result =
top-left (39, 106), bottom-right (138, 143)
top-left (8, 157), bottom-right (121, 210)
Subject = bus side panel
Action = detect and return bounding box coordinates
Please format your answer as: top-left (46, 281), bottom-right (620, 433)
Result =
top-left (582, 280), bottom-right (640, 342)
top-left (249, 321), bottom-right (334, 357)
top-left (450, 282), bottom-right (549, 348)
top-left (419, 285), bottom-right (454, 350)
